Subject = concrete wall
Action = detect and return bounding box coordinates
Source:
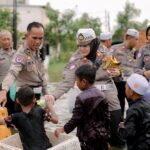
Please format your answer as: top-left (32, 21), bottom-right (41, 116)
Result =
top-left (0, 4), bottom-right (49, 32)
top-left (0, 0), bottom-right (29, 5)
top-left (17, 5), bottom-right (49, 32)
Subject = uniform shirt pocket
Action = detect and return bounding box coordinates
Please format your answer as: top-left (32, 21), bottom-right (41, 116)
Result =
top-left (26, 61), bottom-right (35, 72)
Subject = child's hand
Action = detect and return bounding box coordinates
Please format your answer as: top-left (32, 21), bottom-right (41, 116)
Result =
top-left (43, 96), bottom-right (58, 124)
top-left (107, 68), bottom-right (121, 77)
top-left (55, 128), bottom-right (64, 138)
top-left (119, 122), bottom-right (125, 128)
top-left (44, 95), bottom-right (55, 105)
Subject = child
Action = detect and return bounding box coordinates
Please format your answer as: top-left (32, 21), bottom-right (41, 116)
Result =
top-left (55, 64), bottom-right (110, 150)
top-left (0, 86), bottom-right (58, 150)
top-left (119, 73), bottom-right (150, 150)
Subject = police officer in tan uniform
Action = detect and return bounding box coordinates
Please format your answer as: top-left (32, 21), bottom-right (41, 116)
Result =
top-left (135, 26), bottom-right (150, 76)
top-left (0, 30), bottom-right (16, 114)
top-left (49, 28), bottom-right (125, 149)
top-left (134, 26), bottom-right (150, 101)
top-left (98, 32), bottom-right (120, 76)
top-left (99, 32), bottom-right (113, 53)
top-left (0, 22), bottom-right (48, 107)
top-left (112, 28), bottom-right (139, 115)
top-left (97, 32), bottom-right (125, 149)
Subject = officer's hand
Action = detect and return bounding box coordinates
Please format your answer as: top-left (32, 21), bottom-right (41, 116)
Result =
top-left (107, 68), bottom-right (121, 77)
top-left (44, 95), bottom-right (55, 105)
top-left (0, 90), bottom-right (7, 107)
top-left (119, 122), bottom-right (125, 128)
top-left (144, 70), bottom-right (150, 79)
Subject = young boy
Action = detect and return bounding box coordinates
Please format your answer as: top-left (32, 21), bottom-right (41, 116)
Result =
top-left (119, 73), bottom-right (150, 150)
top-left (0, 86), bottom-right (58, 150)
top-left (55, 64), bottom-right (110, 150)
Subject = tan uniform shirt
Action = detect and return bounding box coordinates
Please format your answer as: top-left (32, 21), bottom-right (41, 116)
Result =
top-left (98, 44), bottom-right (114, 55)
top-left (2, 42), bottom-right (48, 94)
top-left (112, 43), bottom-right (136, 81)
top-left (52, 49), bottom-right (121, 111)
top-left (134, 44), bottom-right (150, 76)
top-left (0, 48), bottom-right (15, 83)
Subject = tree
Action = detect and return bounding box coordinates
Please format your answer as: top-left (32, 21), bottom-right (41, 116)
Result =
top-left (113, 1), bottom-right (149, 41)
top-left (45, 4), bottom-right (61, 60)
top-left (73, 13), bottom-right (101, 36)
top-left (45, 4), bottom-right (102, 62)
top-left (0, 8), bottom-right (13, 32)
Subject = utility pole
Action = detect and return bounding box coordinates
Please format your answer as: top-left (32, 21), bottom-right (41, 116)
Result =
top-left (107, 11), bottom-right (111, 32)
top-left (104, 10), bottom-right (111, 32)
top-left (13, 0), bottom-right (17, 49)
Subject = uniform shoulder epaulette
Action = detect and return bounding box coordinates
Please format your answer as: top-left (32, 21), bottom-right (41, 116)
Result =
top-left (24, 49), bottom-right (31, 55)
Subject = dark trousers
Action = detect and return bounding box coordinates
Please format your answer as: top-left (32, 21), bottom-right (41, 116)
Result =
top-left (109, 109), bottom-right (126, 148)
top-left (114, 81), bottom-right (126, 117)
top-left (81, 140), bottom-right (108, 150)
top-left (6, 91), bottom-right (15, 115)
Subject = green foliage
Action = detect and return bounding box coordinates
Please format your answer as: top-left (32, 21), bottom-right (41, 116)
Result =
top-left (48, 60), bottom-right (66, 82)
top-left (45, 4), bottom-right (101, 62)
top-left (113, 1), bottom-right (149, 41)
top-left (0, 8), bottom-right (13, 32)
top-left (73, 13), bottom-right (101, 35)
top-left (0, 8), bottom-right (23, 48)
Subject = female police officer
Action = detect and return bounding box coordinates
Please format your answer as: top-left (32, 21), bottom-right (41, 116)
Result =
top-left (49, 28), bottom-right (125, 149)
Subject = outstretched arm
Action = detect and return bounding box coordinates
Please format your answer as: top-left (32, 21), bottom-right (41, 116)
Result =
top-left (44, 96), bottom-right (58, 124)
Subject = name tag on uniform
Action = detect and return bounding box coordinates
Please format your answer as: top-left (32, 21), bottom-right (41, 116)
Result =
top-left (33, 86), bottom-right (42, 94)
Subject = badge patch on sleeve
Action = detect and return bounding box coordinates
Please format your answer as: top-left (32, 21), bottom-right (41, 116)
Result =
top-left (69, 64), bottom-right (76, 70)
top-left (15, 55), bottom-right (24, 63)
top-left (137, 52), bottom-right (141, 58)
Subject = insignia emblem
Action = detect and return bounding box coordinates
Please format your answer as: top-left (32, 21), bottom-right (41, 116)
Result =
top-left (24, 49), bottom-right (31, 55)
top-left (15, 56), bottom-right (24, 63)
top-left (78, 34), bottom-right (84, 42)
top-left (69, 64), bottom-right (76, 70)
top-left (134, 83), bottom-right (138, 89)
top-left (137, 52), bottom-right (141, 58)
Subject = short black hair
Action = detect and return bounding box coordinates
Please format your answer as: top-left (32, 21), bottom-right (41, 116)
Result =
top-left (75, 64), bottom-right (96, 84)
top-left (146, 26), bottom-right (150, 39)
top-left (27, 22), bottom-right (44, 32)
top-left (17, 86), bottom-right (35, 106)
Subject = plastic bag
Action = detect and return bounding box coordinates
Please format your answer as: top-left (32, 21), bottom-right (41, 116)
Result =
top-left (9, 83), bottom-right (16, 101)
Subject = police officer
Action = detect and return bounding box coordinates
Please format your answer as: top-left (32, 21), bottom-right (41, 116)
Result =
top-left (99, 32), bottom-right (113, 52)
top-left (98, 32), bottom-right (121, 77)
top-left (0, 30), bottom-right (16, 114)
top-left (0, 22), bottom-right (48, 106)
top-left (134, 26), bottom-right (150, 101)
top-left (49, 28), bottom-right (125, 149)
top-left (112, 28), bottom-right (139, 115)
top-left (135, 26), bottom-right (150, 76)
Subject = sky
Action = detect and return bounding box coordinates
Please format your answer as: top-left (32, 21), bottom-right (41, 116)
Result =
top-left (29, 0), bottom-right (150, 32)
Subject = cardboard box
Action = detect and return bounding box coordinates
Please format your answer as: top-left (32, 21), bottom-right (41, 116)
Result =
top-left (0, 130), bottom-right (81, 150)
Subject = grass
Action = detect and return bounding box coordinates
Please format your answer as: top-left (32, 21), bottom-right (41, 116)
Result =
top-left (48, 61), bottom-right (67, 82)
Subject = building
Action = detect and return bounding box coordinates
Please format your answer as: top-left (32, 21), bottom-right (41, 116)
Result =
top-left (0, 0), bottom-right (49, 32)
top-left (0, 0), bottom-right (29, 5)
